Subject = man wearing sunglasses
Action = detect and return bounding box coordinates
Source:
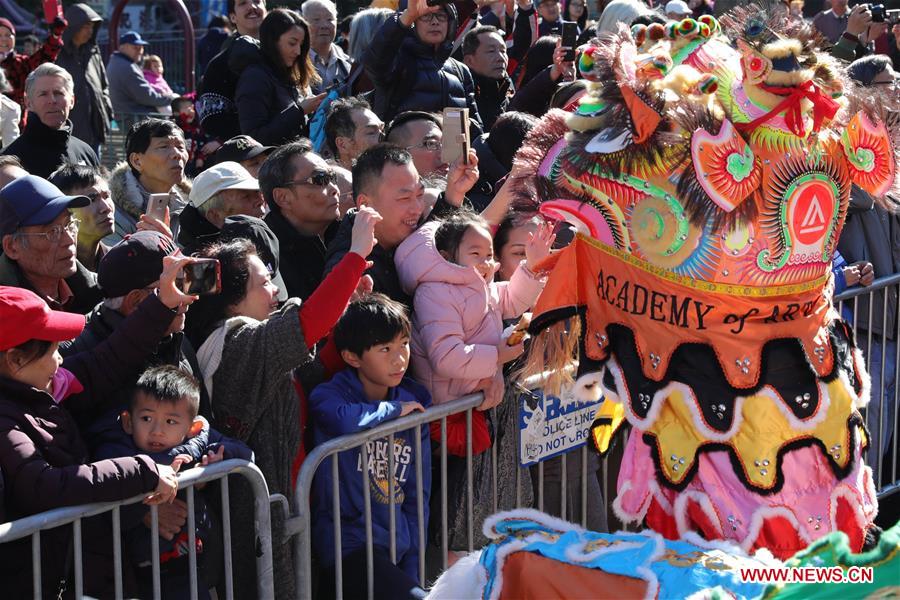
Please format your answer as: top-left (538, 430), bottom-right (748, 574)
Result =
top-left (259, 139), bottom-right (343, 301)
top-left (0, 175), bottom-right (102, 314)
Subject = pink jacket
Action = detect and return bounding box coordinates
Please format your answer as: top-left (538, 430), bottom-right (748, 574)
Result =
top-left (395, 221), bottom-right (545, 407)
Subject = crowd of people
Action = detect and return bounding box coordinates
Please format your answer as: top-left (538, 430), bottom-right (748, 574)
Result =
top-left (0, 0), bottom-right (898, 597)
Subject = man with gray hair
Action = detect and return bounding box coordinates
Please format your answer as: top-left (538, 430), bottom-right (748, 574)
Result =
top-left (2, 63), bottom-right (99, 177)
top-left (302, 0), bottom-right (351, 92)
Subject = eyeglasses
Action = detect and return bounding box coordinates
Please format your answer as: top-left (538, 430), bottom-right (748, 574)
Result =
top-left (15, 218), bottom-right (81, 243)
top-left (408, 138), bottom-right (442, 152)
top-left (417, 12), bottom-right (449, 23)
top-left (281, 168), bottom-right (339, 188)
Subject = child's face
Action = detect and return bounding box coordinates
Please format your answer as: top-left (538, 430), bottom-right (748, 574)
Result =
top-left (353, 333), bottom-right (411, 394)
top-left (149, 61), bottom-right (163, 75)
top-left (123, 392), bottom-right (196, 453)
top-left (453, 225), bottom-right (496, 282)
top-left (9, 342), bottom-right (62, 392)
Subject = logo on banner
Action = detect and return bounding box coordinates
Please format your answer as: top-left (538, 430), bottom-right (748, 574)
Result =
top-left (789, 181), bottom-right (834, 246)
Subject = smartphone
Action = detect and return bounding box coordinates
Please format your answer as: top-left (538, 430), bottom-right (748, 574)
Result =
top-left (146, 193), bottom-right (169, 221)
top-left (42, 0), bottom-right (62, 23)
top-left (562, 21), bottom-right (578, 62)
top-left (441, 107), bottom-right (470, 166)
top-left (179, 259), bottom-right (222, 295)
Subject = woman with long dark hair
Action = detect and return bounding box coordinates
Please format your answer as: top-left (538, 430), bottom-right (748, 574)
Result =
top-left (235, 8), bottom-right (326, 145)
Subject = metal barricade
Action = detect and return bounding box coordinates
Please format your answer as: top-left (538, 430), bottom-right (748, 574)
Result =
top-left (101, 112), bottom-right (172, 172)
top-left (834, 273), bottom-right (900, 499)
top-left (0, 459), bottom-right (273, 600)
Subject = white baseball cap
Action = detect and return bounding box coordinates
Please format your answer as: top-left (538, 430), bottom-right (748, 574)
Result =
top-left (665, 0), bottom-right (692, 15)
top-left (189, 161), bottom-right (260, 209)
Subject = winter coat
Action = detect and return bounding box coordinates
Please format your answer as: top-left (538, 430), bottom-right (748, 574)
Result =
top-left (473, 71), bottom-right (513, 132)
top-left (0, 94), bottom-right (19, 148)
top-left (309, 368), bottom-right (431, 577)
top-left (395, 220), bottom-right (544, 418)
top-left (836, 187), bottom-right (900, 339)
top-left (0, 292), bottom-right (179, 597)
top-left (197, 27), bottom-right (230, 77)
top-left (363, 9), bottom-right (484, 133)
top-left (194, 252), bottom-right (366, 598)
top-left (106, 51), bottom-right (173, 117)
top-left (509, 5), bottom-right (563, 62)
top-left (469, 132), bottom-right (509, 212)
top-left (234, 55), bottom-right (311, 146)
top-left (108, 161), bottom-right (191, 245)
top-left (1, 113), bottom-right (99, 178)
top-left (509, 65), bottom-right (559, 118)
top-left (0, 253), bottom-right (102, 315)
top-left (265, 208), bottom-right (338, 301)
top-left (196, 35), bottom-right (258, 141)
top-left (55, 3), bottom-right (112, 149)
top-left (177, 203), bottom-right (221, 257)
top-left (93, 416), bottom-right (251, 590)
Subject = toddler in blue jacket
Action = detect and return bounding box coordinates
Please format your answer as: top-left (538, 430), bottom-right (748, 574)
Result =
top-left (310, 293), bottom-right (431, 600)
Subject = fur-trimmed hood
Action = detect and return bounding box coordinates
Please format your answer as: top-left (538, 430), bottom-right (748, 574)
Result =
top-left (109, 161), bottom-right (191, 221)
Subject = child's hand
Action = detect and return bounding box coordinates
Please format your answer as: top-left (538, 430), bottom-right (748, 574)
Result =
top-left (170, 453), bottom-right (193, 471)
top-left (497, 340), bottom-right (525, 365)
top-left (525, 222), bottom-right (556, 272)
top-left (400, 401), bottom-right (425, 416)
top-left (201, 445), bottom-right (226, 466)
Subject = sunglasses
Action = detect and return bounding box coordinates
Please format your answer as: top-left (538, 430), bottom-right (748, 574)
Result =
top-left (281, 168), bottom-right (339, 188)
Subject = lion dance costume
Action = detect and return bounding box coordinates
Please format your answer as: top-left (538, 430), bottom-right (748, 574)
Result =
top-left (513, 6), bottom-right (899, 560)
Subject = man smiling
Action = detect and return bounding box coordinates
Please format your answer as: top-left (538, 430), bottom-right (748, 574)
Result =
top-left (2, 63), bottom-right (99, 178)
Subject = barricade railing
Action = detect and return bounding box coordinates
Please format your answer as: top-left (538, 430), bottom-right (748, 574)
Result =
top-left (0, 459), bottom-right (273, 600)
top-left (834, 272), bottom-right (900, 498)
top-left (101, 112), bottom-right (172, 171)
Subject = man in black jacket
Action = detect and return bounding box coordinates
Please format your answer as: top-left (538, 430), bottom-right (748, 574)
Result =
top-left (54, 3), bottom-right (112, 155)
top-left (260, 139), bottom-right (342, 301)
top-left (2, 63), bottom-right (99, 178)
top-left (462, 25), bottom-right (514, 131)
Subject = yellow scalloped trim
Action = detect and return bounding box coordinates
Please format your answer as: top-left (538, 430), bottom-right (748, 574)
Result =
top-left (643, 377), bottom-right (859, 489)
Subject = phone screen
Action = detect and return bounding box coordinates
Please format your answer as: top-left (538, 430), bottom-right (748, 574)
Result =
top-left (562, 22), bottom-right (578, 61)
top-left (441, 108), bottom-right (470, 166)
top-left (180, 259), bottom-right (222, 295)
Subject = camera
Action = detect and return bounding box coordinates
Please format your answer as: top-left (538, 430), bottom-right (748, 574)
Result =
top-left (870, 4), bottom-right (900, 24)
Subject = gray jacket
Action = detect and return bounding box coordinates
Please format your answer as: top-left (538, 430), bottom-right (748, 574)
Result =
top-left (55, 4), bottom-right (111, 149)
top-left (106, 51), bottom-right (173, 118)
top-left (837, 187), bottom-right (900, 339)
top-left (196, 300), bottom-right (314, 598)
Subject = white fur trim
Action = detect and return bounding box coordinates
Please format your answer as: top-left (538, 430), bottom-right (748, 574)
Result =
top-left (739, 506), bottom-right (810, 554)
top-left (574, 371), bottom-right (605, 403)
top-left (674, 491), bottom-right (725, 539)
top-left (851, 346), bottom-right (871, 409)
top-left (482, 508), bottom-right (586, 540)
top-left (828, 484), bottom-right (871, 539)
top-left (425, 551), bottom-right (486, 599)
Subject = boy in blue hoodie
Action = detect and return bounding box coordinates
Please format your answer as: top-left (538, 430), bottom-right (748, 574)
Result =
top-left (310, 293), bottom-right (432, 600)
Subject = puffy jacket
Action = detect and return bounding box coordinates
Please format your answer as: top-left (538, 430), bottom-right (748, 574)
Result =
top-left (197, 35), bottom-right (258, 141)
top-left (1, 113), bottom-right (99, 178)
top-left (55, 3), bottom-right (112, 149)
top-left (106, 51), bottom-right (173, 116)
top-left (0, 292), bottom-right (180, 597)
top-left (363, 8), bottom-right (484, 133)
top-left (234, 52), bottom-right (310, 146)
top-left (395, 221), bottom-right (544, 452)
top-left (309, 368), bottom-right (431, 577)
top-left (108, 161), bottom-right (192, 245)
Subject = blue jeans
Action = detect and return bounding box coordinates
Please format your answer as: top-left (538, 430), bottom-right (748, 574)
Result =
top-left (862, 338), bottom-right (897, 480)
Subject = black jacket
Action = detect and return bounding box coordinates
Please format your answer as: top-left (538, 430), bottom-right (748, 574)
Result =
top-left (2, 113), bottom-right (99, 178)
top-left (197, 35), bottom-right (259, 141)
top-left (469, 132), bottom-right (508, 212)
top-left (56, 4), bottom-right (111, 149)
top-left (510, 5), bottom-right (563, 62)
top-left (364, 9), bottom-right (484, 134)
top-left (265, 209), bottom-right (338, 301)
top-left (234, 51), bottom-right (309, 146)
top-left (509, 65), bottom-right (559, 118)
top-left (177, 203), bottom-right (221, 256)
top-left (473, 71), bottom-right (513, 131)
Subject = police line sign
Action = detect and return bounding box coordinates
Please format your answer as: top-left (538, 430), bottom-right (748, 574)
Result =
top-left (519, 387), bottom-right (604, 467)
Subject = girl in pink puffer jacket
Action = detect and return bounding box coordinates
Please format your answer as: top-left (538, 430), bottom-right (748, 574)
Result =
top-left (395, 211), bottom-right (553, 456)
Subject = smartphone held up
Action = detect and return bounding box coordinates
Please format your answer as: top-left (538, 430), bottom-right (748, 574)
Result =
top-left (178, 259), bottom-right (222, 295)
top-left (441, 107), bottom-right (470, 166)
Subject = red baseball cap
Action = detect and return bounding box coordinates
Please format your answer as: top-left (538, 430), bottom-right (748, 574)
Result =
top-left (0, 286), bottom-right (86, 351)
